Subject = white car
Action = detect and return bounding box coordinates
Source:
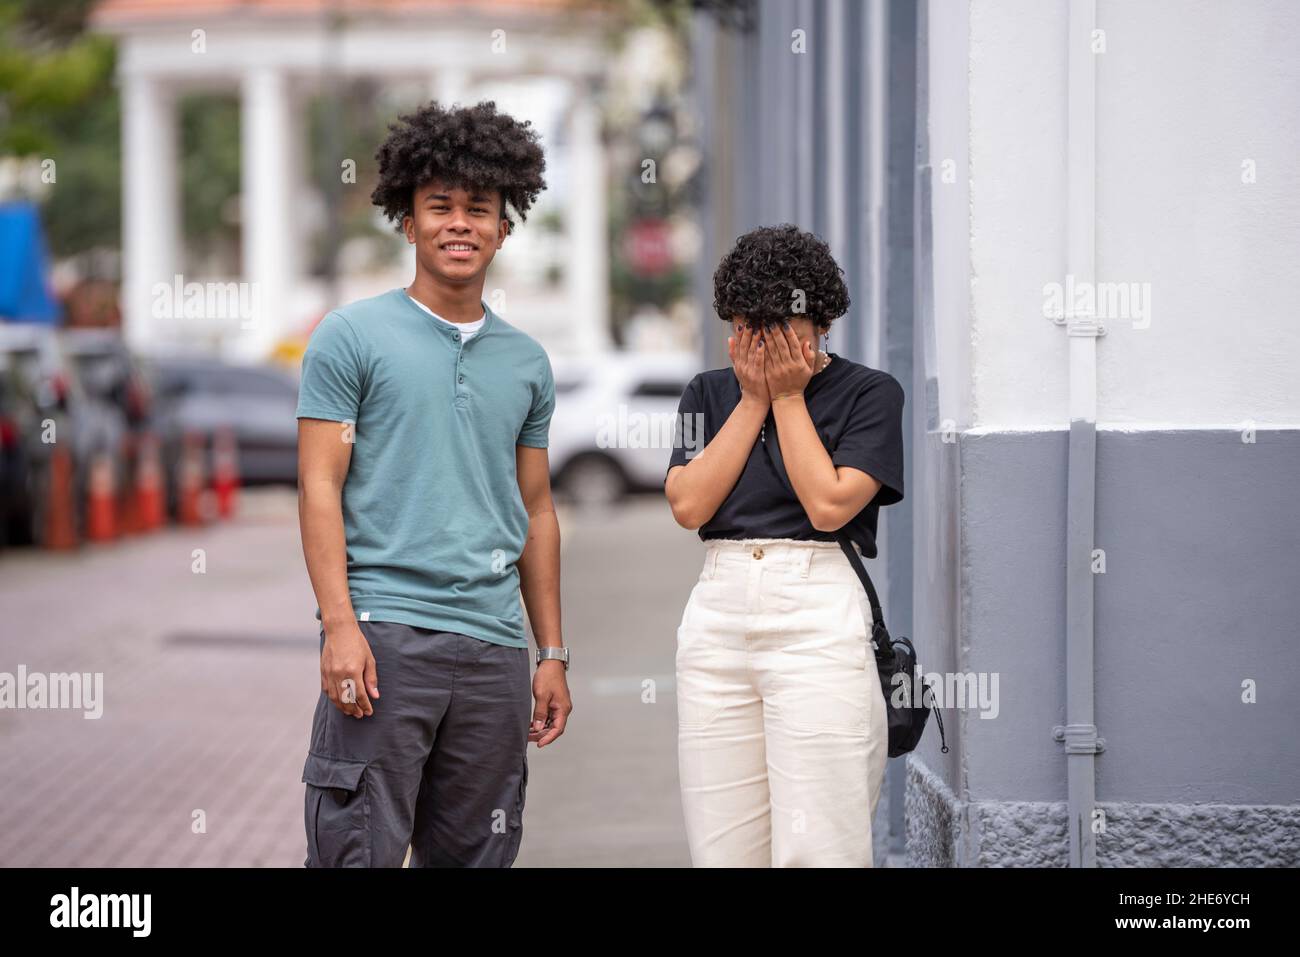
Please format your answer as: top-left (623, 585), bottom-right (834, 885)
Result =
top-left (547, 351), bottom-right (702, 505)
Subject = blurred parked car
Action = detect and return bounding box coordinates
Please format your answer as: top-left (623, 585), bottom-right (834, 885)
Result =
top-left (548, 351), bottom-right (700, 506)
top-left (61, 328), bottom-right (154, 433)
top-left (0, 359), bottom-right (32, 546)
top-left (0, 324), bottom-right (124, 545)
top-left (150, 358), bottom-right (300, 491)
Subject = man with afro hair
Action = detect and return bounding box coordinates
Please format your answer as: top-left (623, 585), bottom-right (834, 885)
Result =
top-left (295, 100), bottom-right (570, 868)
top-left (664, 223), bottom-right (906, 867)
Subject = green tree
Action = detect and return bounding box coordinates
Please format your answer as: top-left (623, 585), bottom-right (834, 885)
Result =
top-left (0, 0), bottom-right (118, 256)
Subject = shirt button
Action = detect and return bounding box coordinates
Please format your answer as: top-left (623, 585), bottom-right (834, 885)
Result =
top-left (752, 546), bottom-right (764, 559)
top-left (453, 333), bottom-right (459, 340)
top-left (458, 375), bottom-right (464, 383)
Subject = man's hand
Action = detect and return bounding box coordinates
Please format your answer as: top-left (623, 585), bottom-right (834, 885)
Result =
top-left (529, 659), bottom-right (571, 748)
top-left (321, 621), bottom-right (379, 718)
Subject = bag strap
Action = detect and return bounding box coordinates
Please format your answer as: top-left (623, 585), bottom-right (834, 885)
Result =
top-left (760, 408), bottom-right (891, 649)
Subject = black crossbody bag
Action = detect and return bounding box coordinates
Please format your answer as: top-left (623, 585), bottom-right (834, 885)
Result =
top-left (761, 410), bottom-right (947, 757)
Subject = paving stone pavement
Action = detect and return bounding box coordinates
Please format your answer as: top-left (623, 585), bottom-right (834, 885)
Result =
top-left (0, 489), bottom-right (699, 867)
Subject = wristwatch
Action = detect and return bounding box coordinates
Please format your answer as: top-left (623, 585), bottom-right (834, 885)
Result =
top-left (536, 646), bottom-right (569, 671)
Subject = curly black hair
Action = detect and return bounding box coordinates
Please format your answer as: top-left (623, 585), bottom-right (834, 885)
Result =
top-left (712, 224), bottom-right (851, 331)
top-left (370, 100), bottom-right (547, 235)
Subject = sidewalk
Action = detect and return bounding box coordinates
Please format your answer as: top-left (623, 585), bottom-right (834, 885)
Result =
top-left (0, 490), bottom-right (695, 866)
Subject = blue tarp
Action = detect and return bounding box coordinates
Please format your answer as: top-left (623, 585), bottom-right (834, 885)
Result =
top-left (0, 201), bottom-right (61, 324)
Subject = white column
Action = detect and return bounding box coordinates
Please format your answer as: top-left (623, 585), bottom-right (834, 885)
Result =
top-left (429, 72), bottom-right (470, 110)
top-left (120, 71), bottom-right (178, 356)
top-left (239, 67), bottom-right (293, 362)
top-left (566, 84), bottom-right (610, 354)
top-left (282, 78), bottom-right (306, 299)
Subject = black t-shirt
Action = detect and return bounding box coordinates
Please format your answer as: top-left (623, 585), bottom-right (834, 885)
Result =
top-left (665, 352), bottom-right (905, 559)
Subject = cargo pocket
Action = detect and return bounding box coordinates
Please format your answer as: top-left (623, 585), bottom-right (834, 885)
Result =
top-left (302, 751), bottom-right (371, 868)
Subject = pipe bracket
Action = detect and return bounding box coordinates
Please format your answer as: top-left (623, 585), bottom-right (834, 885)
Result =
top-left (1066, 316), bottom-right (1106, 337)
top-left (1053, 723), bottom-right (1105, 753)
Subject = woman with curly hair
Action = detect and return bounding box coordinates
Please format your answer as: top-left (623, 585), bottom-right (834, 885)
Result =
top-left (295, 100), bottom-right (571, 868)
top-left (664, 224), bottom-right (906, 867)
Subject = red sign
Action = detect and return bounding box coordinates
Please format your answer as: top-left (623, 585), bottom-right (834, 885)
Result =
top-left (623, 219), bottom-right (674, 277)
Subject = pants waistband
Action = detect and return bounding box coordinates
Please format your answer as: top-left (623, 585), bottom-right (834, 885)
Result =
top-left (702, 538), bottom-right (863, 579)
top-left (704, 537), bottom-right (862, 553)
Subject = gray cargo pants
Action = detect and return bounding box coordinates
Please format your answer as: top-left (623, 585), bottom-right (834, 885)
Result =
top-left (301, 621), bottom-right (532, 867)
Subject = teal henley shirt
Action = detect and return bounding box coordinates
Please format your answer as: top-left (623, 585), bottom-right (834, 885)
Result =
top-left (295, 287), bottom-right (555, 647)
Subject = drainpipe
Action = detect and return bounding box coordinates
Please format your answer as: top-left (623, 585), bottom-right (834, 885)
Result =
top-left (1053, 0), bottom-right (1107, 868)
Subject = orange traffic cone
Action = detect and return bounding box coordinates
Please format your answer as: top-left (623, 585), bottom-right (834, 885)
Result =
top-left (133, 433), bottom-right (166, 532)
top-left (85, 450), bottom-right (118, 543)
top-left (178, 432), bottom-right (211, 527)
top-left (211, 426), bottom-right (240, 520)
top-left (43, 443), bottom-right (78, 550)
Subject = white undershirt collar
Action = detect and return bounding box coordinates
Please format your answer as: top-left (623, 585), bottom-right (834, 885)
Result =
top-left (405, 292), bottom-right (486, 337)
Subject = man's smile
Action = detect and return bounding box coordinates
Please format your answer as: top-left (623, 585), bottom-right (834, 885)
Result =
top-left (440, 240), bottom-right (478, 260)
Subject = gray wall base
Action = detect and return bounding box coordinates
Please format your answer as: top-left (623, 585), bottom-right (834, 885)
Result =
top-left (905, 757), bottom-right (1300, 866)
